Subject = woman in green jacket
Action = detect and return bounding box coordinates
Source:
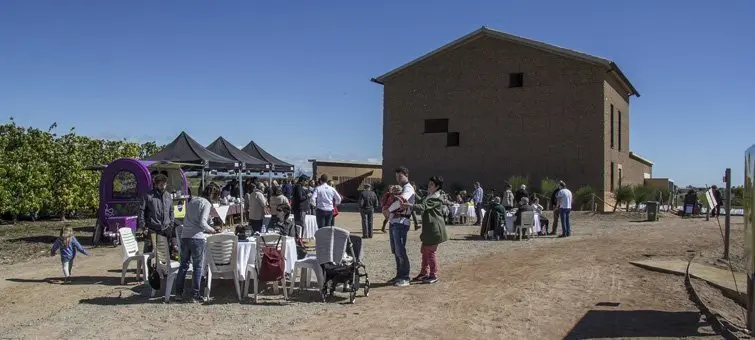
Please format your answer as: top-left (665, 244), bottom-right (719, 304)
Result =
top-left (406, 176), bottom-right (449, 284)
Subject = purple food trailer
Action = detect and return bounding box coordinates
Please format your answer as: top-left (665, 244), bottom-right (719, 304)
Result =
top-left (93, 158), bottom-right (189, 245)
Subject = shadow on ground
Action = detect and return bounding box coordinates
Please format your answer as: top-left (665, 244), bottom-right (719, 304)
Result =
top-left (7, 276), bottom-right (124, 286)
top-left (564, 310), bottom-right (715, 339)
top-left (7, 233), bottom-right (96, 247)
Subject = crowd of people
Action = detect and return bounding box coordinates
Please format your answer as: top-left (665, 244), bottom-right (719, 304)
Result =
top-left (123, 167), bottom-right (577, 298)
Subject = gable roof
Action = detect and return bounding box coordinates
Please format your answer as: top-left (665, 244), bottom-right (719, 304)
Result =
top-left (146, 131), bottom-right (236, 169)
top-left (206, 137), bottom-right (269, 171)
top-left (371, 26), bottom-right (639, 97)
top-left (241, 140), bottom-right (294, 171)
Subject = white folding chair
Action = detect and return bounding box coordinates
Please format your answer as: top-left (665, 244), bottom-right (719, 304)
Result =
top-left (118, 228), bottom-right (149, 285)
top-left (151, 234), bottom-right (180, 302)
top-left (519, 211), bottom-right (535, 241)
top-left (205, 234), bottom-right (241, 301)
top-left (243, 234), bottom-right (288, 303)
top-left (292, 224), bottom-right (323, 292)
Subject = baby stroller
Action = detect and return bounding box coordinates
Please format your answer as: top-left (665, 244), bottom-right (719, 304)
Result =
top-left (314, 227), bottom-right (370, 304)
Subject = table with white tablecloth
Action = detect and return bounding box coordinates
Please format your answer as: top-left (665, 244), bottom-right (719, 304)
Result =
top-left (301, 215), bottom-right (317, 239)
top-left (234, 236), bottom-right (297, 281)
top-left (460, 205), bottom-right (476, 219)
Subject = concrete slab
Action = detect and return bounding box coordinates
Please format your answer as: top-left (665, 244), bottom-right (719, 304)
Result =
top-left (630, 259), bottom-right (747, 305)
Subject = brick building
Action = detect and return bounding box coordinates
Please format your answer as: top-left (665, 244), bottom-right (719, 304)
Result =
top-left (372, 27), bottom-right (652, 210)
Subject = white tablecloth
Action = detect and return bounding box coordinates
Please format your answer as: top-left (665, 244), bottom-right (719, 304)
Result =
top-left (302, 215), bottom-right (317, 239)
top-left (451, 204), bottom-right (476, 218)
top-left (235, 236), bottom-right (297, 280)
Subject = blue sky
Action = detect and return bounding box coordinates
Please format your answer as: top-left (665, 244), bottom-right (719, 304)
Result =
top-left (1, 1), bottom-right (753, 186)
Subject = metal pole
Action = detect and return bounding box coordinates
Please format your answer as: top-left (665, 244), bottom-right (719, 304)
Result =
top-left (201, 168), bottom-right (206, 192)
top-left (238, 163), bottom-right (245, 225)
top-left (724, 168), bottom-right (732, 260)
top-left (268, 164), bottom-right (274, 192)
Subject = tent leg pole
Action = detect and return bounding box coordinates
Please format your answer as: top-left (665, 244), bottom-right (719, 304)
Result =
top-left (238, 168), bottom-right (244, 226)
top-left (201, 169), bottom-right (206, 192)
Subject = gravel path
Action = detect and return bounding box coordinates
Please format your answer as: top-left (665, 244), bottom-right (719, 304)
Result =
top-left (0, 212), bottom-right (743, 339)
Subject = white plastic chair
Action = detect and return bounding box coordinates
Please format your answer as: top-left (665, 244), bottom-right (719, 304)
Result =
top-left (205, 234), bottom-right (241, 301)
top-left (118, 228), bottom-right (149, 285)
top-left (292, 225), bottom-right (323, 292)
top-left (151, 234), bottom-right (180, 302)
top-left (315, 227), bottom-right (349, 266)
top-left (518, 211), bottom-right (535, 241)
top-left (293, 254), bottom-right (323, 292)
top-left (243, 234), bottom-right (288, 303)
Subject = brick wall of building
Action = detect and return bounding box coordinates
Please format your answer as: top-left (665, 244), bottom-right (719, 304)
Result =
top-left (382, 35), bottom-right (607, 197)
top-left (601, 78), bottom-right (649, 209)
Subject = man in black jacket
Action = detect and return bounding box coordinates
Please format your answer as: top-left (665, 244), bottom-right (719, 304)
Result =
top-left (291, 175), bottom-right (311, 226)
top-left (514, 185), bottom-right (529, 207)
top-left (359, 183), bottom-right (380, 238)
top-left (711, 185), bottom-right (724, 217)
top-left (138, 174), bottom-right (174, 253)
top-left (550, 186), bottom-right (561, 236)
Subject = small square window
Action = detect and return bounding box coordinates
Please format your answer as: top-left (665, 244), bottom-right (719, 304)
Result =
top-left (509, 73), bottom-right (523, 88)
top-left (447, 132), bottom-right (460, 147)
top-left (424, 119), bottom-right (448, 133)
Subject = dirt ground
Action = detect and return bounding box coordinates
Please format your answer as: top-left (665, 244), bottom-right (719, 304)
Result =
top-left (0, 211), bottom-right (746, 339)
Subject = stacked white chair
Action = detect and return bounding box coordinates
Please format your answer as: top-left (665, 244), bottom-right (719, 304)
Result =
top-left (205, 234), bottom-right (241, 301)
top-left (118, 228), bottom-right (149, 285)
top-left (151, 234), bottom-right (179, 302)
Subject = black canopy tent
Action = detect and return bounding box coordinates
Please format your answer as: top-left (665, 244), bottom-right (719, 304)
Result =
top-left (206, 137), bottom-right (269, 172)
top-left (241, 140), bottom-right (295, 173)
top-left (146, 131), bottom-right (237, 190)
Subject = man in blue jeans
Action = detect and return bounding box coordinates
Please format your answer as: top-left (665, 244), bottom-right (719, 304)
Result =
top-left (556, 181), bottom-right (573, 237)
top-left (388, 166), bottom-right (415, 287)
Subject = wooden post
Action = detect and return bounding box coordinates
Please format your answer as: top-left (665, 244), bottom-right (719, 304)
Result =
top-left (724, 168), bottom-right (732, 260)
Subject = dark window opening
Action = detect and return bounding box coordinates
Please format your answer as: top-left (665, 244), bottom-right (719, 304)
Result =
top-left (447, 132), bottom-right (460, 147)
top-left (610, 104), bottom-right (614, 149)
top-left (424, 119), bottom-right (448, 133)
top-left (610, 162), bottom-right (615, 192)
top-left (618, 167), bottom-right (623, 187)
top-left (509, 73), bottom-right (524, 88)
top-left (618, 110), bottom-right (622, 151)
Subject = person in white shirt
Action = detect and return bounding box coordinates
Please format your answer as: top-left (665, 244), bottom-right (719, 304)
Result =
top-left (175, 183), bottom-right (220, 302)
top-left (387, 166), bottom-right (415, 287)
top-left (310, 174), bottom-right (341, 229)
top-left (556, 181), bottom-right (573, 237)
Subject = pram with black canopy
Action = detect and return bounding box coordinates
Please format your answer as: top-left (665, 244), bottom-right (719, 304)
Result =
top-left (314, 227), bottom-right (370, 304)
